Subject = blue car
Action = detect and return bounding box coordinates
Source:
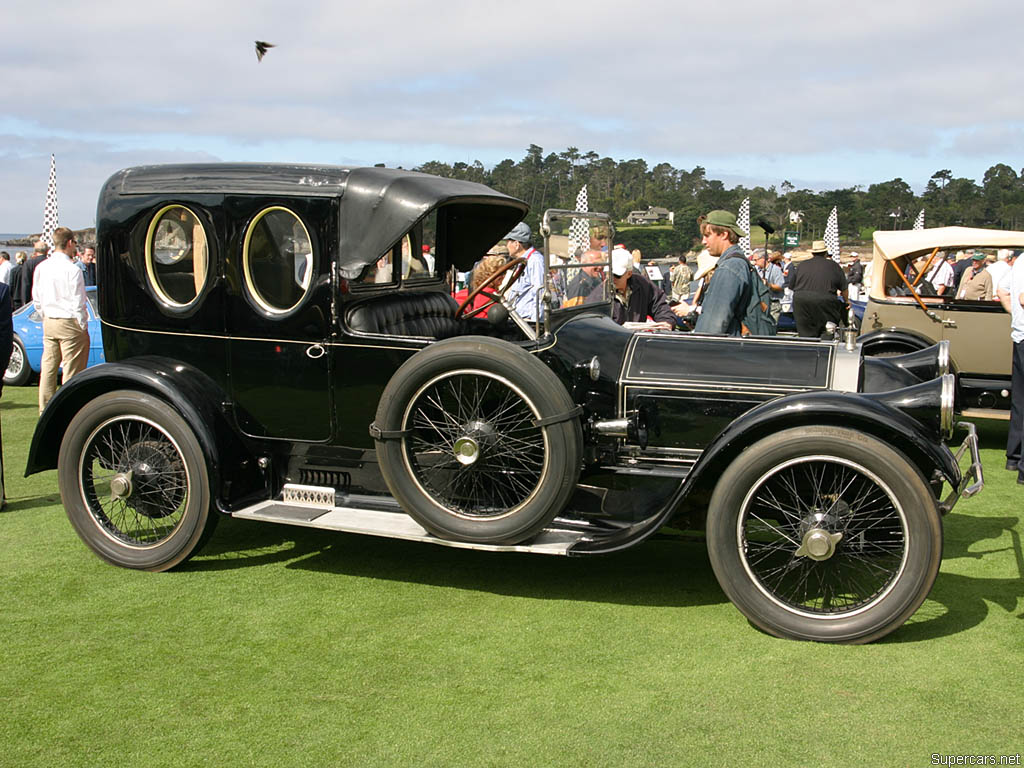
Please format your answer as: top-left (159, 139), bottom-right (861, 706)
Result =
top-left (4, 285), bottom-right (105, 386)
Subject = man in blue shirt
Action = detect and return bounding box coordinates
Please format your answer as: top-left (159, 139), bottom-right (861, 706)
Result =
top-left (694, 210), bottom-right (751, 336)
top-left (503, 222), bottom-right (545, 320)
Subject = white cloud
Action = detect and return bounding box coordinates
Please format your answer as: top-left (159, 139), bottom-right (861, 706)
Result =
top-left (2, 0), bottom-right (1024, 229)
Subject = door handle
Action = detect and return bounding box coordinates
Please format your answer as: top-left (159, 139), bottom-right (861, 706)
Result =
top-left (306, 344), bottom-right (326, 359)
top-left (942, 319), bottom-right (957, 328)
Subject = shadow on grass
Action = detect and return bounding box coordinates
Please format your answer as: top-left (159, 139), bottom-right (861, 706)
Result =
top-left (2, 493), bottom-right (63, 511)
top-left (886, 512), bottom-right (1023, 643)
top-left (186, 495), bottom-right (1021, 635)
top-left (187, 516), bottom-right (727, 609)
top-left (1, 398), bottom-right (41, 412)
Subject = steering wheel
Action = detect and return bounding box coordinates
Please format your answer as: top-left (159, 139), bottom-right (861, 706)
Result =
top-left (455, 257), bottom-right (527, 320)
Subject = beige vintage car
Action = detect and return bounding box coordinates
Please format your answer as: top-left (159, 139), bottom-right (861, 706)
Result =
top-left (859, 226), bottom-right (1022, 418)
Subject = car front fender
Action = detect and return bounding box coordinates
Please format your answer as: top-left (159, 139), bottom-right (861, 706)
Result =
top-left (678, 391), bottom-right (960, 515)
top-left (569, 390), bottom-right (959, 556)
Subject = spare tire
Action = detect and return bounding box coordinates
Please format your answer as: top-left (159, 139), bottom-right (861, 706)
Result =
top-left (372, 337), bottom-right (583, 544)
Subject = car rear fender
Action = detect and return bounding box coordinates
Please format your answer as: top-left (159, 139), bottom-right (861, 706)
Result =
top-left (676, 391), bottom-right (959, 518)
top-left (25, 357), bottom-right (262, 511)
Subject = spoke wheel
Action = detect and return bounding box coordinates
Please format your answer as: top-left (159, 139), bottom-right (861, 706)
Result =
top-left (739, 455), bottom-right (906, 617)
top-left (374, 337), bottom-right (582, 544)
top-left (4, 337), bottom-right (31, 386)
top-left (707, 426), bottom-right (941, 643)
top-left (403, 370), bottom-right (548, 520)
top-left (80, 417), bottom-right (190, 545)
top-left (59, 390), bottom-right (215, 571)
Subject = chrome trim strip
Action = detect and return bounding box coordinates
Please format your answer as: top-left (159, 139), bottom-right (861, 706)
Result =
top-left (940, 374), bottom-right (955, 439)
top-left (937, 339), bottom-right (950, 377)
top-left (829, 342), bottom-right (861, 392)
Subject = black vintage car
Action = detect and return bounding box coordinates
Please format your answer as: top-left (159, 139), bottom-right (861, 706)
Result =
top-left (27, 164), bottom-right (983, 644)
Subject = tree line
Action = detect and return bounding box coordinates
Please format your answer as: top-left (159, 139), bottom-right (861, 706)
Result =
top-left (415, 146), bottom-right (1024, 254)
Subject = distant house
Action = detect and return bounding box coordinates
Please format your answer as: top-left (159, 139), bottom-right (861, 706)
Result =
top-left (626, 206), bottom-right (673, 225)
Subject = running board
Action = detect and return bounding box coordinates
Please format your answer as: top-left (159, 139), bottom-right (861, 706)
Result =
top-left (231, 500), bottom-right (586, 555)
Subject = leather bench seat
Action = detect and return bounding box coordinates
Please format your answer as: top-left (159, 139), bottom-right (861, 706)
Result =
top-left (347, 291), bottom-right (463, 338)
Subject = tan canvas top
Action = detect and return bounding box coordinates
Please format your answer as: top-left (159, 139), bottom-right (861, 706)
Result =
top-left (872, 226), bottom-right (1024, 262)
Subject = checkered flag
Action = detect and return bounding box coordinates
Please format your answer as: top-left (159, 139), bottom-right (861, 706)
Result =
top-left (42, 153), bottom-right (58, 249)
top-left (737, 197), bottom-right (751, 256)
top-left (568, 184), bottom-right (589, 258)
top-left (913, 208), bottom-right (925, 230)
top-left (824, 206), bottom-right (840, 262)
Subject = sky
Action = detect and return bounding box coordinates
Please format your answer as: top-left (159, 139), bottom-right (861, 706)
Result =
top-left (3, 0), bottom-right (1024, 232)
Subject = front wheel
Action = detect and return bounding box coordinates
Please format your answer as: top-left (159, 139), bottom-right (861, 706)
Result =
top-left (58, 390), bottom-right (216, 571)
top-left (706, 426), bottom-right (942, 643)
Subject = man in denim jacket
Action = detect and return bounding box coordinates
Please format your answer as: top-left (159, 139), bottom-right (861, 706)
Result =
top-left (694, 210), bottom-right (751, 336)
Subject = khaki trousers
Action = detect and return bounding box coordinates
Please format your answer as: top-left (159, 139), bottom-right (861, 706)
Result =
top-left (39, 317), bottom-right (90, 413)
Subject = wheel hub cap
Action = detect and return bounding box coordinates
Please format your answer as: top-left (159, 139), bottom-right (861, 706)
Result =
top-left (109, 471), bottom-right (133, 501)
top-left (453, 437), bottom-right (481, 465)
top-left (796, 528), bottom-right (843, 561)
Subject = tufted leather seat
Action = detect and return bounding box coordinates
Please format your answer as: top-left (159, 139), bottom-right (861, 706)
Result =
top-left (346, 291), bottom-right (463, 338)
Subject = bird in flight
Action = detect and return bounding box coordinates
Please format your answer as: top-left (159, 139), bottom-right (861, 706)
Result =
top-left (255, 41), bottom-right (276, 62)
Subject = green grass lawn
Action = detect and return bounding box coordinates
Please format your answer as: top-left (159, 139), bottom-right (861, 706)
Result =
top-left (1, 385), bottom-right (1021, 767)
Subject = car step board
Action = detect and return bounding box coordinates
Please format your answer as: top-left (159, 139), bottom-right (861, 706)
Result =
top-left (231, 500), bottom-right (587, 555)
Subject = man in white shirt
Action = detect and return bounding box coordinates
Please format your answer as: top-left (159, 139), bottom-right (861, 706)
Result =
top-left (997, 250), bottom-right (1024, 481)
top-left (0, 252), bottom-right (11, 285)
top-left (32, 227), bottom-right (90, 413)
top-left (987, 248), bottom-right (1012, 289)
top-left (924, 256), bottom-right (955, 295)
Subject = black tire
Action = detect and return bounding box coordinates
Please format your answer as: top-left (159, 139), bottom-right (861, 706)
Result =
top-left (58, 390), bottom-right (216, 571)
top-left (706, 426), bottom-right (942, 644)
top-left (374, 337), bottom-right (583, 544)
top-left (4, 336), bottom-right (31, 386)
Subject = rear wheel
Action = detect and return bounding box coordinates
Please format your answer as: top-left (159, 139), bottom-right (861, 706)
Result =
top-left (4, 336), bottom-right (31, 386)
top-left (707, 426), bottom-right (942, 643)
top-left (58, 390), bottom-right (216, 571)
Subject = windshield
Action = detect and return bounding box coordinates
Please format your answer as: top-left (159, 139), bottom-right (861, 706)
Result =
top-left (542, 209), bottom-right (613, 314)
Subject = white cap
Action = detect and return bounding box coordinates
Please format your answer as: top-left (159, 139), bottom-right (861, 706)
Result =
top-left (611, 247), bottom-right (633, 277)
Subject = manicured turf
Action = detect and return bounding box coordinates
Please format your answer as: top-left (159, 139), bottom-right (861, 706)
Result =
top-left (1, 385), bottom-right (1021, 766)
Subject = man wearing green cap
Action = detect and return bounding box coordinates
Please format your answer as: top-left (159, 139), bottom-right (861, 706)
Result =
top-left (693, 210), bottom-right (752, 335)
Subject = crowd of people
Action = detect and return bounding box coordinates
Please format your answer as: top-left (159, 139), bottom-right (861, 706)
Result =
top-left (467, 209), bottom-right (865, 341)
top-left (0, 236), bottom-right (96, 312)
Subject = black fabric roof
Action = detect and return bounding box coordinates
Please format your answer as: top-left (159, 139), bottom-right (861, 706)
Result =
top-left (105, 163), bottom-right (528, 275)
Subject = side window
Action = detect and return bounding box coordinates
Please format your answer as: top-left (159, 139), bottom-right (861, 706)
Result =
top-left (145, 205), bottom-right (210, 307)
top-left (404, 211), bottom-right (438, 281)
top-left (243, 206), bottom-right (314, 314)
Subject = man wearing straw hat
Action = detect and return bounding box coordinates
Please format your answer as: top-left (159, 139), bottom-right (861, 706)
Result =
top-left (787, 240), bottom-right (848, 338)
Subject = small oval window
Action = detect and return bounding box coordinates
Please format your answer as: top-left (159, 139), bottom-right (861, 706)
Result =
top-left (243, 207), bottom-right (314, 314)
top-left (145, 205), bottom-right (209, 307)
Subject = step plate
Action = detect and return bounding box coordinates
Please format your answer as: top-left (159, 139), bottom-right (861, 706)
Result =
top-left (232, 501), bottom-right (585, 555)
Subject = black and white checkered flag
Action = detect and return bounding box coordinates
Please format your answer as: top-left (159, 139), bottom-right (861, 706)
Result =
top-left (568, 184), bottom-right (589, 258)
top-left (737, 197), bottom-right (751, 256)
top-left (824, 206), bottom-right (840, 263)
top-left (913, 209), bottom-right (925, 230)
top-left (42, 154), bottom-right (58, 249)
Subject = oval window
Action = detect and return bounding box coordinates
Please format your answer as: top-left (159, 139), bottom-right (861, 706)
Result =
top-left (243, 207), bottom-right (314, 314)
top-left (145, 205), bottom-right (210, 307)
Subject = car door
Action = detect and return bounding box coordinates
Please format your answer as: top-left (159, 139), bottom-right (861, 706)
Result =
top-left (939, 299), bottom-right (1011, 376)
top-left (225, 198), bottom-right (334, 441)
